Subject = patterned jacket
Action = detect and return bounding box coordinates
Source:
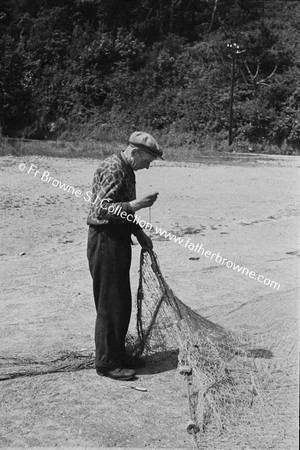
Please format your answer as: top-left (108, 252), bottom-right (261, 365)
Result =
top-left (86, 152), bottom-right (142, 233)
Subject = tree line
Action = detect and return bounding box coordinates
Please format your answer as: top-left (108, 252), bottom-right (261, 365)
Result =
top-left (0, 0), bottom-right (299, 152)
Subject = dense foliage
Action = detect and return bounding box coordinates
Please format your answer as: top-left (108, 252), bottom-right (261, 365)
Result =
top-left (0, 0), bottom-right (299, 151)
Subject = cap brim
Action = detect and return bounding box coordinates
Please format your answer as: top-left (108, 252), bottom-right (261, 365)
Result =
top-left (142, 148), bottom-right (164, 160)
top-left (128, 142), bottom-right (163, 160)
top-left (148, 152), bottom-right (164, 160)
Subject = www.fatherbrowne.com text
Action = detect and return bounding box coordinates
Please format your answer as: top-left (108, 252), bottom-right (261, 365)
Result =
top-left (103, 201), bottom-right (280, 291)
top-left (18, 163), bottom-right (280, 291)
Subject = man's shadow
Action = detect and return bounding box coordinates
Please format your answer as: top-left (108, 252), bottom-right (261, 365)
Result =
top-left (136, 349), bottom-right (179, 375)
top-left (130, 344), bottom-right (274, 376)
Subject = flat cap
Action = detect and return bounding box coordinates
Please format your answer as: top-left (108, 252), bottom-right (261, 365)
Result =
top-left (129, 131), bottom-right (163, 160)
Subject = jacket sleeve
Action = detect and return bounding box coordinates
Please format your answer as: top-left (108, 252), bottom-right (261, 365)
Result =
top-left (91, 166), bottom-right (142, 234)
top-left (91, 167), bottom-right (131, 223)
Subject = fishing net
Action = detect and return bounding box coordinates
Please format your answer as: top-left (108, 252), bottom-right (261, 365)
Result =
top-left (0, 247), bottom-right (286, 448)
top-left (128, 247), bottom-right (239, 357)
top-left (127, 247), bottom-right (285, 449)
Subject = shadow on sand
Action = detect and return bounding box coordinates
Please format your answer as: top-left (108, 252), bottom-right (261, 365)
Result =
top-left (136, 349), bottom-right (179, 375)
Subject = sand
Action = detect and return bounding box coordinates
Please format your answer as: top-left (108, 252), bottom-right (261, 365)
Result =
top-left (0, 153), bottom-right (298, 448)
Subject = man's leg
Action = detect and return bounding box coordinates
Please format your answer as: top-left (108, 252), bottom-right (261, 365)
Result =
top-left (87, 226), bottom-right (132, 370)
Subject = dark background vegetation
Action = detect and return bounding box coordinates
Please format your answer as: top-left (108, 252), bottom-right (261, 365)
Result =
top-left (0, 0), bottom-right (299, 153)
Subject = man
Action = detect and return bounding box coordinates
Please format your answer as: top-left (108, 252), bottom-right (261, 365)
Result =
top-left (87, 131), bottom-right (163, 381)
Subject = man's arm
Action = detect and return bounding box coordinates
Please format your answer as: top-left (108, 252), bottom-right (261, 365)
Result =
top-left (129, 193), bottom-right (159, 248)
top-left (129, 192), bottom-right (159, 212)
top-left (92, 168), bottom-right (133, 223)
top-left (133, 228), bottom-right (153, 249)
top-left (89, 164), bottom-right (159, 237)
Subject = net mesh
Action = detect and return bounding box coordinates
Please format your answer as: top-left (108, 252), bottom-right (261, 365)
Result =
top-left (127, 247), bottom-right (239, 357)
top-left (0, 247), bottom-right (288, 448)
top-left (127, 247), bottom-right (285, 449)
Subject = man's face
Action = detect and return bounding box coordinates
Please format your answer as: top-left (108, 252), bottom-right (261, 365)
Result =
top-left (133, 150), bottom-right (156, 170)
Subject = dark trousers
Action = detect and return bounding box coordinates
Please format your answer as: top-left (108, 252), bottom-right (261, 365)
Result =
top-left (87, 225), bottom-right (132, 369)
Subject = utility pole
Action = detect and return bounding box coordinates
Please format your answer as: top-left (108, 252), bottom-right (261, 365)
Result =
top-left (228, 50), bottom-right (236, 146)
top-left (226, 42), bottom-right (245, 147)
top-left (0, 12), bottom-right (7, 138)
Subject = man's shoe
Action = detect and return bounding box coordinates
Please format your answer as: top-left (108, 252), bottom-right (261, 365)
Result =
top-left (122, 355), bottom-right (146, 369)
top-left (96, 367), bottom-right (135, 381)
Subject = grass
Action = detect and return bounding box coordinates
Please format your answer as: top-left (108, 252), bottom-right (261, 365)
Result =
top-left (0, 135), bottom-right (298, 162)
top-left (0, 137), bottom-right (122, 160)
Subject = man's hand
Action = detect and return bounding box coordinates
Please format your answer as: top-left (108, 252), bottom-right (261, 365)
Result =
top-left (134, 229), bottom-right (153, 249)
top-left (129, 192), bottom-right (159, 212)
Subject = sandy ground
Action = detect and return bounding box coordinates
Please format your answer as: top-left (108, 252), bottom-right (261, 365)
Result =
top-left (0, 153), bottom-right (299, 449)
